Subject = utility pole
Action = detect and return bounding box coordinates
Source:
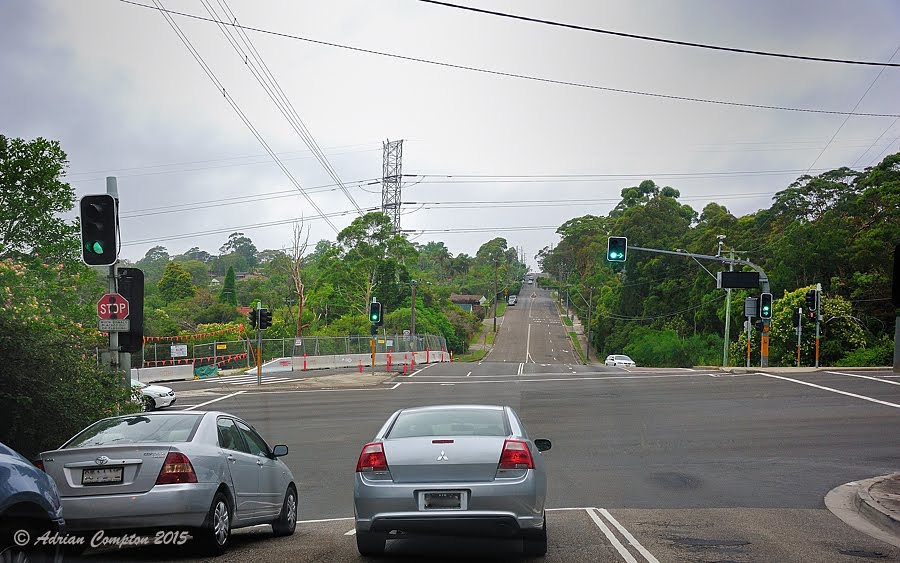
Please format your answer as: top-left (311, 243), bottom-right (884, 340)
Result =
top-left (105, 178), bottom-right (122, 389)
top-left (256, 301), bottom-right (262, 385)
top-left (796, 307), bottom-right (803, 366)
top-left (586, 286), bottom-right (593, 362)
top-left (493, 258), bottom-right (498, 332)
top-left (718, 235), bottom-right (733, 368)
top-left (381, 139), bottom-right (403, 233)
top-left (410, 280), bottom-right (417, 338)
top-left (815, 282), bottom-right (822, 368)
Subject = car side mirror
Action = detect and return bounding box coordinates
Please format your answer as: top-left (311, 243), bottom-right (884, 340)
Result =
top-left (272, 445), bottom-right (288, 457)
top-left (534, 439), bottom-right (552, 452)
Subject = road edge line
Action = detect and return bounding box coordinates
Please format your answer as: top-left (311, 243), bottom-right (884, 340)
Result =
top-left (585, 508), bottom-right (638, 563)
top-left (756, 373), bottom-right (900, 409)
top-left (597, 508), bottom-right (660, 563)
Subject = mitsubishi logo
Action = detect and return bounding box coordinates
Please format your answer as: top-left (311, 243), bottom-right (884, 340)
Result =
top-left (436, 450), bottom-right (448, 462)
top-left (95, 456), bottom-right (110, 465)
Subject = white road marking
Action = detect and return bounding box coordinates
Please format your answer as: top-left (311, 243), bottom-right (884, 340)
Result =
top-left (526, 324), bottom-right (532, 363)
top-left (586, 509), bottom-right (638, 563)
top-left (344, 528), bottom-right (356, 536)
top-left (230, 377), bottom-right (293, 386)
top-left (184, 391), bottom-right (246, 410)
top-left (757, 373), bottom-right (900, 410)
top-left (517, 363), bottom-right (524, 375)
top-left (388, 382), bottom-right (401, 390)
top-left (408, 364), bottom-right (436, 377)
top-left (827, 371), bottom-right (900, 387)
top-left (298, 517), bottom-right (355, 524)
top-left (404, 373), bottom-right (709, 385)
top-left (597, 508), bottom-right (660, 563)
top-left (466, 371), bottom-right (472, 377)
top-left (440, 383), bottom-right (455, 386)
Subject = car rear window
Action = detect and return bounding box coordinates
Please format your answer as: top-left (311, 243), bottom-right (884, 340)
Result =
top-left (387, 409), bottom-right (509, 438)
top-left (63, 414), bottom-right (203, 448)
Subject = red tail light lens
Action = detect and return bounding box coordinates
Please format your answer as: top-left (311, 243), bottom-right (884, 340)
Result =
top-left (498, 439), bottom-right (534, 470)
top-left (33, 460), bottom-right (45, 472)
top-left (156, 452), bottom-right (198, 484)
top-left (356, 442), bottom-right (389, 472)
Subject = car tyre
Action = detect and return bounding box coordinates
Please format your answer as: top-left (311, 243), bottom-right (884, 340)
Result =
top-left (143, 396), bottom-right (155, 412)
top-left (197, 491), bottom-right (231, 556)
top-left (355, 530), bottom-right (386, 556)
top-left (271, 486), bottom-right (297, 537)
top-left (523, 519), bottom-right (547, 557)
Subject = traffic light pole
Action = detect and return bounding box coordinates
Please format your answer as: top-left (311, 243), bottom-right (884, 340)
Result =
top-left (256, 302), bottom-right (262, 386)
top-left (796, 307), bottom-right (803, 367)
top-left (104, 177), bottom-right (127, 401)
top-left (629, 245), bottom-right (772, 368)
top-left (815, 283), bottom-right (822, 368)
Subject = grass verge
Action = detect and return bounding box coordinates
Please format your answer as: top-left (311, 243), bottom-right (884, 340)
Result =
top-left (568, 331), bottom-right (586, 364)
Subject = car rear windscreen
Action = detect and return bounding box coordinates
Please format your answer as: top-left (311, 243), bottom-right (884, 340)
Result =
top-left (64, 414), bottom-right (203, 448)
top-left (388, 409), bottom-right (509, 438)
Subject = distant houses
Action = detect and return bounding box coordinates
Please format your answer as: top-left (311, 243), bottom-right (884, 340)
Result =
top-left (450, 294), bottom-right (488, 317)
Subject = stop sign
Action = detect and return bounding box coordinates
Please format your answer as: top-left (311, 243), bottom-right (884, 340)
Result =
top-left (98, 293), bottom-right (130, 320)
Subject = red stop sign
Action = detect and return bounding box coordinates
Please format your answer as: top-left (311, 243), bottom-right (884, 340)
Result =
top-left (98, 293), bottom-right (130, 320)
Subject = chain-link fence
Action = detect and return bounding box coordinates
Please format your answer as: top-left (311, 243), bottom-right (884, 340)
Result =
top-left (140, 333), bottom-right (448, 367)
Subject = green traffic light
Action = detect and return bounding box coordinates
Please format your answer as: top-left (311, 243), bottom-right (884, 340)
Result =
top-left (85, 241), bottom-right (104, 254)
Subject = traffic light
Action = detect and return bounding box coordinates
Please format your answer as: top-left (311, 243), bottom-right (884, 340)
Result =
top-left (369, 301), bottom-right (383, 326)
top-left (79, 194), bottom-right (118, 266)
top-left (792, 309), bottom-right (801, 327)
top-left (805, 289), bottom-right (818, 312)
top-left (258, 308), bottom-right (273, 330)
top-left (759, 292), bottom-right (773, 319)
top-left (607, 237), bottom-right (627, 262)
top-left (248, 309), bottom-right (258, 329)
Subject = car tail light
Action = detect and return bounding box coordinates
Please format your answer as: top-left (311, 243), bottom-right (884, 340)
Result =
top-left (356, 442), bottom-right (389, 472)
top-left (33, 459), bottom-right (44, 472)
top-left (498, 439), bottom-right (534, 470)
top-left (156, 452), bottom-right (198, 484)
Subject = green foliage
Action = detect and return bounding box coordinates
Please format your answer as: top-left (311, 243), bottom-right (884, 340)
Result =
top-left (623, 328), bottom-right (723, 368)
top-left (834, 336), bottom-right (893, 367)
top-left (0, 135), bottom-right (79, 261)
top-left (158, 261), bottom-right (196, 303)
top-left (0, 258), bottom-right (139, 458)
top-left (220, 266), bottom-right (237, 305)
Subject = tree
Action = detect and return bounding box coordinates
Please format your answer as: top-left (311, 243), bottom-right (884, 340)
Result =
top-left (220, 232), bottom-right (259, 268)
top-left (289, 222), bottom-right (310, 337)
top-left (158, 262), bottom-right (196, 303)
top-left (0, 135), bottom-right (79, 260)
top-left (219, 266), bottom-right (237, 305)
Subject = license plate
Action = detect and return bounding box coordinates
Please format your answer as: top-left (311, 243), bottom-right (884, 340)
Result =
top-left (419, 491), bottom-right (467, 510)
top-left (82, 467), bottom-right (123, 485)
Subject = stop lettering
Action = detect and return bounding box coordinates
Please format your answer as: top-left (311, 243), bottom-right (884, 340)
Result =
top-left (98, 293), bottom-right (130, 320)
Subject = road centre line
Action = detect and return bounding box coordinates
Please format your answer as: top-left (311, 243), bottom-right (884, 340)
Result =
top-left (597, 508), bottom-right (660, 563)
top-left (526, 323), bottom-right (532, 363)
top-left (586, 509), bottom-right (638, 563)
top-left (827, 370), bottom-right (900, 386)
top-left (757, 373), bottom-right (900, 410)
top-left (184, 391), bottom-right (246, 410)
top-left (344, 528), bottom-right (356, 535)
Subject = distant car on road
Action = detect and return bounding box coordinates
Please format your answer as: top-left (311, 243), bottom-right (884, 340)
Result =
top-left (38, 411), bottom-right (297, 556)
top-left (354, 404), bottom-right (552, 556)
top-left (132, 379), bottom-right (177, 411)
top-left (0, 441), bottom-right (65, 560)
top-left (507, 295), bottom-right (517, 306)
top-left (605, 355), bottom-right (636, 367)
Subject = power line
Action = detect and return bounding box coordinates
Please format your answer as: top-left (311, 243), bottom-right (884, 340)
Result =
top-left (119, 1), bottom-right (900, 118)
top-left (201, 0), bottom-right (364, 215)
top-left (150, 0), bottom-right (340, 232)
top-left (417, 0), bottom-right (900, 67)
top-left (606, 293), bottom-right (727, 322)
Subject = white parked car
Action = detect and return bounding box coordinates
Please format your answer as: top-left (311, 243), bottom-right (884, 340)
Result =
top-left (132, 379), bottom-right (177, 411)
top-left (604, 355), bottom-right (636, 367)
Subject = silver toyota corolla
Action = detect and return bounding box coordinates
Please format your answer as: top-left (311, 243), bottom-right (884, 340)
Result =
top-left (353, 404), bottom-right (552, 556)
top-left (38, 411), bottom-right (297, 555)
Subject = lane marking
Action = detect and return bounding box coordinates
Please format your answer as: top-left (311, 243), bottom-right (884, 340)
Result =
top-left (517, 363), bottom-right (524, 375)
top-left (184, 391), bottom-right (246, 410)
top-left (827, 371), bottom-right (900, 387)
top-left (597, 508), bottom-right (660, 563)
top-left (526, 323), bottom-right (532, 364)
top-left (298, 517), bottom-right (355, 524)
top-left (466, 371), bottom-right (472, 377)
top-left (344, 529), bottom-right (356, 536)
top-left (440, 383), bottom-right (455, 386)
top-left (408, 363), bottom-right (436, 377)
top-left (586, 508), bottom-right (638, 563)
top-left (404, 373), bottom-right (710, 385)
top-left (756, 373), bottom-right (900, 410)
top-left (388, 382), bottom-right (401, 390)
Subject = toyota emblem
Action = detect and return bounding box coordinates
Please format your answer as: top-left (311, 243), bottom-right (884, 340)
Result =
top-left (95, 456), bottom-right (110, 465)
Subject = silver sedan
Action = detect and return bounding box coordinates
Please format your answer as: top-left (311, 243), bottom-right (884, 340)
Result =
top-left (354, 404), bottom-right (551, 556)
top-left (38, 411), bottom-right (297, 556)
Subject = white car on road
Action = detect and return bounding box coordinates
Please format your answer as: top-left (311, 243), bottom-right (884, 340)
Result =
top-left (604, 355), bottom-right (636, 367)
top-left (132, 379), bottom-right (177, 411)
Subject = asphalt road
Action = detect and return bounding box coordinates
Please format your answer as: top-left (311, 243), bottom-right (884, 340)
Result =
top-left (81, 287), bottom-right (900, 562)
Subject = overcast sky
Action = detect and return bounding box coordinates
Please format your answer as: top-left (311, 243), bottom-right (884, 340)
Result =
top-left (3, 0), bottom-right (899, 268)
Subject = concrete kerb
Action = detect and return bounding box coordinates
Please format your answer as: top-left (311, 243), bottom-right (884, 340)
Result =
top-left (855, 473), bottom-right (900, 538)
top-left (704, 366), bottom-right (892, 374)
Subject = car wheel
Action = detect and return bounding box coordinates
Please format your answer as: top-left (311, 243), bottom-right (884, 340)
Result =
top-left (197, 492), bottom-right (231, 556)
top-left (271, 486), bottom-right (297, 537)
top-left (523, 519), bottom-right (547, 556)
top-left (143, 396), bottom-right (154, 412)
top-left (356, 530), bottom-right (386, 556)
